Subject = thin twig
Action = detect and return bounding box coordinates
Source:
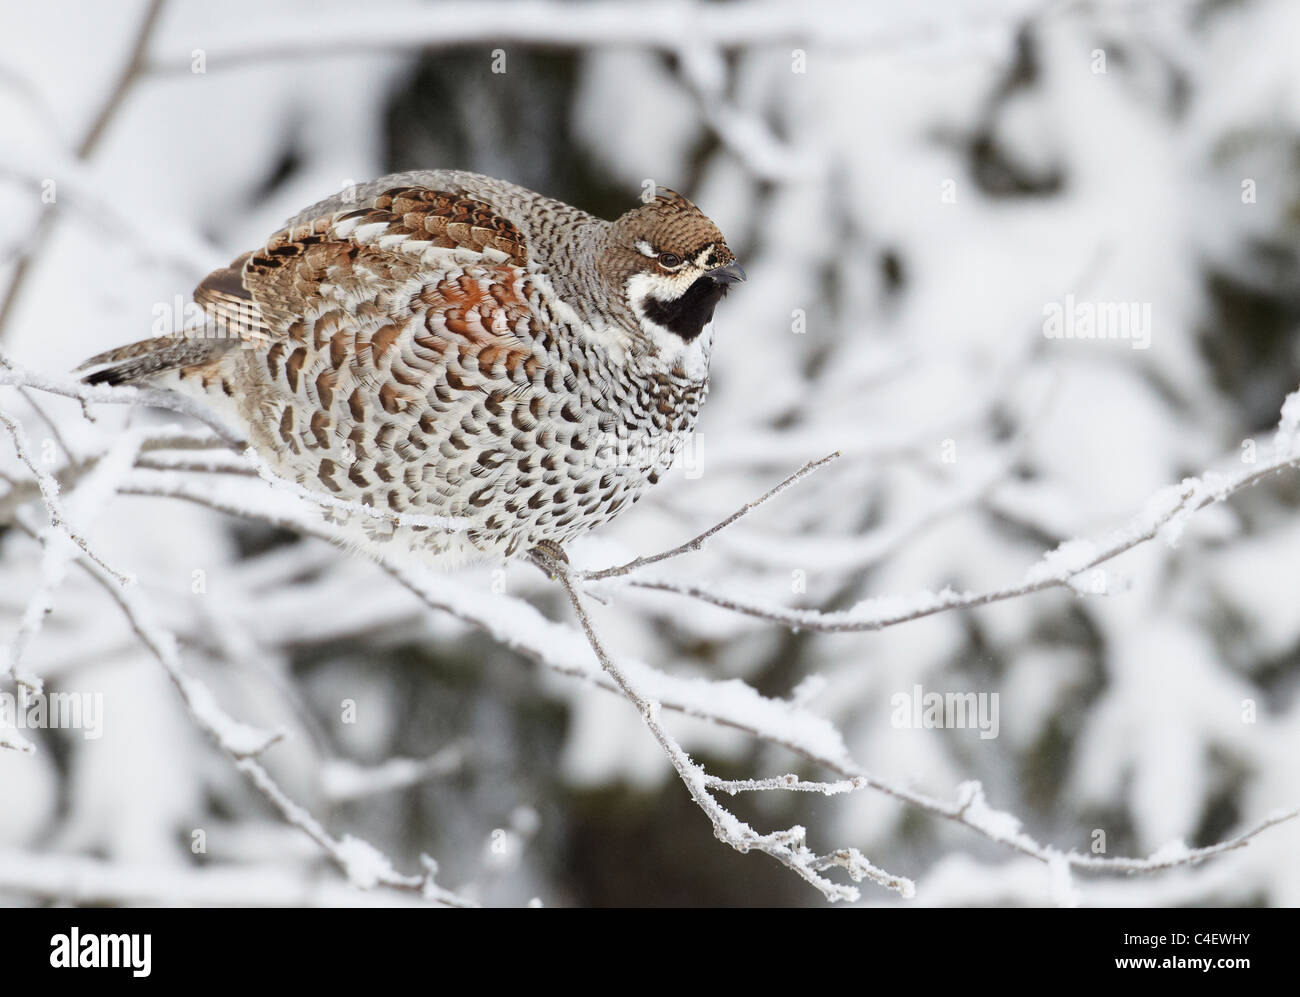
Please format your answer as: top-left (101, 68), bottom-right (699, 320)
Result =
top-left (577, 451), bottom-right (840, 581)
top-left (141, 0), bottom-right (1143, 74)
top-left (321, 744), bottom-right (467, 804)
top-left (8, 514), bottom-right (474, 909)
top-left (135, 453), bottom-right (259, 475)
top-left (603, 452), bottom-right (1300, 633)
top-left (0, 355), bottom-right (76, 465)
top-left (105, 448), bottom-right (1300, 889)
top-left (0, 358), bottom-right (247, 448)
top-left (537, 545), bottom-right (912, 902)
top-left (7, 364), bottom-right (1298, 900)
top-left (706, 774), bottom-right (869, 795)
top-left (0, 0), bottom-right (168, 340)
top-left (0, 409), bottom-right (129, 586)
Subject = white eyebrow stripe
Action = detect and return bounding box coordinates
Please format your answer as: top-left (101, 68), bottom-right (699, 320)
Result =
top-left (635, 240), bottom-right (657, 258)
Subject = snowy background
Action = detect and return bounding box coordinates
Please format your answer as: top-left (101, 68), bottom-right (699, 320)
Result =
top-left (1, 0), bottom-right (1298, 906)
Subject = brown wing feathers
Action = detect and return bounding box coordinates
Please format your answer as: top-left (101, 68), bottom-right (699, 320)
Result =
top-left (77, 187), bottom-right (526, 388)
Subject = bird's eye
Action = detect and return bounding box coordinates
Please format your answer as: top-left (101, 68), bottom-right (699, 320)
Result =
top-left (657, 252), bottom-right (683, 269)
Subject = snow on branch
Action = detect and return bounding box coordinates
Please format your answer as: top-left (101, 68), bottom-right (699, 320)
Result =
top-left (0, 358), bottom-right (247, 447)
top-left (142, 1), bottom-right (1058, 74)
top-left (0, 404), bottom-right (136, 699)
top-left (1, 512), bottom-right (475, 907)
top-left (535, 544), bottom-right (910, 901)
top-left (3, 367), bottom-right (1298, 902)
top-left (583, 388), bottom-right (1300, 635)
top-left (0, 848), bottom-right (434, 907)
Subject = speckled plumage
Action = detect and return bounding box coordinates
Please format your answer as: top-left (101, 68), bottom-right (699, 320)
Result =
top-left (79, 170), bottom-right (743, 564)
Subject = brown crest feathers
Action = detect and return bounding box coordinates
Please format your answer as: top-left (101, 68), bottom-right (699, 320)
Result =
top-left (652, 187), bottom-right (701, 213)
top-left (612, 188), bottom-right (728, 261)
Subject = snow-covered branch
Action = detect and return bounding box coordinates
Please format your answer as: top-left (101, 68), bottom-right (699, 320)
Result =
top-left (2, 507), bottom-right (474, 907)
top-left (534, 544), bottom-right (911, 902)
top-left (4, 367), bottom-right (1297, 901)
top-left (142, 1), bottom-right (1059, 74)
top-left (581, 392), bottom-right (1300, 635)
top-left (0, 849), bottom-right (433, 907)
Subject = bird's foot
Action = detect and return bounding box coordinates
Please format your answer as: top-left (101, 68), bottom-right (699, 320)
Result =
top-left (528, 540), bottom-right (569, 578)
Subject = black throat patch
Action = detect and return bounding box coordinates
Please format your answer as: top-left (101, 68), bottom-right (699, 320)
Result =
top-left (642, 277), bottom-right (727, 343)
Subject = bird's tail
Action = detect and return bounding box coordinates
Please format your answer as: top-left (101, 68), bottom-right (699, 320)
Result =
top-left (75, 336), bottom-right (237, 387)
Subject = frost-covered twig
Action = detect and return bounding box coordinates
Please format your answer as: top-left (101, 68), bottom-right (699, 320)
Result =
top-left (0, 359), bottom-right (247, 448)
top-left (0, 849), bottom-right (434, 907)
top-left (0, 0), bottom-right (170, 338)
top-left (142, 0), bottom-right (1104, 73)
top-left (0, 427), bottom-right (244, 525)
top-left (709, 769), bottom-right (1298, 880)
top-left (321, 745), bottom-right (467, 804)
top-left (598, 427), bottom-right (1300, 633)
top-left (0, 355), bottom-right (75, 464)
top-left (535, 545), bottom-right (913, 903)
top-left (1068, 804), bottom-right (1300, 874)
top-left (0, 407), bottom-right (134, 697)
top-left (136, 451), bottom-right (260, 475)
top-left (6, 366), bottom-right (1297, 901)
top-left (923, 781), bottom-right (1299, 880)
top-left (6, 512), bottom-right (474, 907)
top-left (706, 773), bottom-right (869, 795)
top-left (3, 428), bottom-right (144, 700)
top-left (0, 408), bottom-right (131, 588)
top-left (676, 43), bottom-right (826, 183)
top-left (86, 450), bottom-right (1300, 898)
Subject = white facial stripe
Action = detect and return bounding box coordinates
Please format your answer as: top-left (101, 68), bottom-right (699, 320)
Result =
top-left (637, 240), bottom-right (721, 270)
top-left (624, 271), bottom-right (714, 365)
top-left (629, 270), bottom-right (695, 307)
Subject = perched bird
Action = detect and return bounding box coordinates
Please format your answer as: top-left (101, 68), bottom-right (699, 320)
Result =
top-left (78, 170), bottom-right (744, 564)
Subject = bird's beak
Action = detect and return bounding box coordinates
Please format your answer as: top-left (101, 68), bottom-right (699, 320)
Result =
top-left (706, 260), bottom-right (747, 285)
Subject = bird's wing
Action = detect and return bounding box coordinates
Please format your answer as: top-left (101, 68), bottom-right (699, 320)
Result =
top-left (80, 186), bottom-right (546, 401)
top-left (184, 185), bottom-right (564, 493)
top-left (196, 185), bottom-right (531, 342)
top-left (183, 185), bottom-right (552, 396)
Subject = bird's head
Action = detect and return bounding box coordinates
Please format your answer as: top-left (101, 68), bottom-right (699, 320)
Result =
top-left (601, 188), bottom-right (744, 353)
